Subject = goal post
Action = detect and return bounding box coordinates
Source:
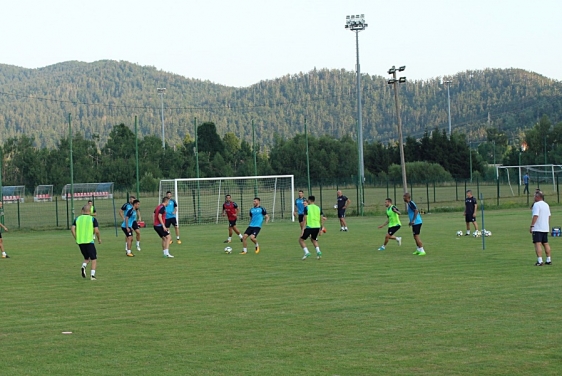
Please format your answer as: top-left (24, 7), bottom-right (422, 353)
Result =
top-left (497, 164), bottom-right (561, 193)
top-left (159, 175), bottom-right (295, 225)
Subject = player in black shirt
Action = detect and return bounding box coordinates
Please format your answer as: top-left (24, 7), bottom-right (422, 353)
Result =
top-left (464, 190), bottom-right (479, 235)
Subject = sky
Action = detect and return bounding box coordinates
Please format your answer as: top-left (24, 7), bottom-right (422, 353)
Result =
top-left (1, 0), bottom-right (561, 88)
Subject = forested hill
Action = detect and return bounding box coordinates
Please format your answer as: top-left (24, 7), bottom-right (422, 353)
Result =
top-left (0, 60), bottom-right (561, 148)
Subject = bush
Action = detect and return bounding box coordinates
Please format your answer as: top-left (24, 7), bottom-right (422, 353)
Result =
top-left (388, 161), bottom-right (453, 183)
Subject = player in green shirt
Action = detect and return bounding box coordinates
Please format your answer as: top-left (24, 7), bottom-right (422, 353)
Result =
top-left (71, 205), bottom-right (102, 280)
top-left (299, 196), bottom-right (327, 260)
top-left (377, 198), bottom-right (402, 251)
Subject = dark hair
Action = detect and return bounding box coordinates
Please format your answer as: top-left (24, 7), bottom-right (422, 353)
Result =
top-left (254, 197), bottom-right (261, 201)
top-left (466, 190), bottom-right (472, 193)
top-left (132, 199), bottom-right (140, 205)
top-left (308, 195), bottom-right (315, 202)
top-left (298, 190), bottom-right (304, 193)
top-left (385, 198), bottom-right (392, 203)
top-left (225, 194), bottom-right (231, 198)
top-left (166, 191), bottom-right (172, 195)
top-left (162, 196), bottom-right (169, 203)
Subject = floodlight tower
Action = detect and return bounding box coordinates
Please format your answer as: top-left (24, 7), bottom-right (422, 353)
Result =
top-left (345, 14), bottom-right (368, 215)
top-left (387, 66), bottom-right (408, 193)
top-left (157, 88), bottom-right (167, 148)
top-left (444, 80), bottom-right (452, 136)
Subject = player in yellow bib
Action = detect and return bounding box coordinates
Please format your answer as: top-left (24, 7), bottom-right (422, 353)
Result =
top-left (377, 198), bottom-right (402, 251)
top-left (299, 196), bottom-right (327, 260)
top-left (71, 205), bottom-right (102, 280)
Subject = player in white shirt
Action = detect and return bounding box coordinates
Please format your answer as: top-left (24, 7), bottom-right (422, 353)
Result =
top-left (530, 191), bottom-right (552, 266)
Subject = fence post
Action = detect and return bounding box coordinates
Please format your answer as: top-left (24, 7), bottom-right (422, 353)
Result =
top-left (497, 178), bottom-right (500, 206)
top-left (56, 196), bottom-right (59, 227)
top-left (17, 199), bottom-right (21, 229)
top-left (426, 182), bottom-right (430, 213)
top-left (456, 179), bottom-right (458, 201)
top-left (433, 181), bottom-right (436, 203)
top-left (476, 177), bottom-right (480, 201)
top-left (557, 175), bottom-right (560, 204)
top-left (464, 180), bottom-right (467, 198)
top-left (393, 182), bottom-right (397, 205)
top-left (319, 182), bottom-right (323, 213)
top-left (66, 195), bottom-right (69, 230)
top-left (386, 178), bottom-right (389, 200)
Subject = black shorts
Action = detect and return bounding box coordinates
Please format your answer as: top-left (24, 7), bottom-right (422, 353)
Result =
top-left (301, 228), bottom-right (320, 241)
top-left (0, 231), bottom-right (3, 239)
top-left (228, 219), bottom-right (237, 227)
top-left (388, 225), bottom-right (401, 236)
top-left (465, 214), bottom-right (476, 223)
top-left (154, 225), bottom-right (170, 238)
top-left (165, 217), bottom-right (178, 228)
top-left (412, 223), bottom-right (422, 236)
top-left (121, 227), bottom-right (133, 237)
top-left (132, 221), bottom-right (140, 231)
top-left (244, 227), bottom-right (261, 238)
top-left (78, 243), bottom-right (97, 260)
top-left (298, 214), bottom-right (304, 223)
top-left (532, 232), bottom-right (549, 244)
top-left (338, 209), bottom-right (346, 218)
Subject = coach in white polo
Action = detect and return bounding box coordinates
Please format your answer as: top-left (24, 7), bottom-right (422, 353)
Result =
top-left (530, 191), bottom-right (552, 266)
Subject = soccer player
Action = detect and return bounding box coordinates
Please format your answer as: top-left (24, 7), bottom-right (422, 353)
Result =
top-left (377, 198), bottom-right (402, 251)
top-left (121, 199), bottom-right (140, 257)
top-left (87, 199), bottom-right (97, 216)
top-left (240, 197), bottom-right (269, 255)
top-left (120, 195), bottom-right (141, 252)
top-left (154, 196), bottom-right (173, 258)
top-left (299, 195), bottom-right (326, 260)
top-left (523, 173), bottom-right (529, 194)
top-left (403, 192), bottom-right (426, 256)
top-left (222, 194), bottom-right (243, 243)
top-left (336, 190), bottom-right (351, 231)
top-left (165, 191), bottom-right (181, 244)
top-left (0, 202), bottom-right (9, 258)
top-left (71, 205), bottom-right (101, 281)
top-left (530, 191), bottom-right (552, 266)
top-left (294, 190), bottom-right (307, 230)
top-left (464, 190), bottom-right (479, 235)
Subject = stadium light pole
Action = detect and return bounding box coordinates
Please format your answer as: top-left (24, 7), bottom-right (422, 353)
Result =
top-left (388, 66), bottom-right (408, 193)
top-left (444, 80), bottom-right (452, 136)
top-left (345, 14), bottom-right (367, 216)
top-left (68, 113), bottom-right (75, 221)
top-left (157, 88), bottom-right (166, 148)
top-left (304, 117), bottom-right (311, 196)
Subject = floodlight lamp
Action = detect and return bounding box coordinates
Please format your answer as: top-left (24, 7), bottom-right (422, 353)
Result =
top-left (157, 88), bottom-right (166, 94)
top-left (387, 79), bottom-right (396, 84)
top-left (399, 77), bottom-right (406, 83)
top-left (444, 80), bottom-right (452, 84)
top-left (388, 66), bottom-right (396, 74)
top-left (398, 66), bottom-right (406, 72)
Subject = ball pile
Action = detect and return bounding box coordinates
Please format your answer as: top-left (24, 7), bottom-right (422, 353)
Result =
top-left (473, 230), bottom-right (482, 238)
top-left (224, 246), bottom-right (233, 254)
top-left (482, 229), bottom-right (492, 237)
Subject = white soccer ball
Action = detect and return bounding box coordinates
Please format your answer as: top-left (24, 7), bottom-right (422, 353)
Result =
top-left (473, 230), bottom-right (481, 238)
top-left (485, 230), bottom-right (492, 237)
top-left (224, 246), bottom-right (232, 254)
top-left (334, 204), bottom-right (338, 209)
top-left (456, 230), bottom-right (463, 237)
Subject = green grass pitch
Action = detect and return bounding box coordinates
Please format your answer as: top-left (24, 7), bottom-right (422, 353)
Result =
top-left (1, 208), bottom-right (561, 375)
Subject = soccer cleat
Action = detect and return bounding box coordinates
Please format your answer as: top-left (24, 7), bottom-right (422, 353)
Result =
top-left (126, 253), bottom-right (135, 257)
top-left (378, 246), bottom-right (386, 251)
top-left (255, 246), bottom-right (260, 254)
top-left (2, 254), bottom-right (10, 258)
top-left (239, 251), bottom-right (247, 255)
top-left (137, 246), bottom-right (141, 251)
top-left (177, 240), bottom-right (182, 245)
top-left (412, 250), bottom-right (421, 255)
top-left (316, 251), bottom-right (322, 260)
top-left (240, 237), bottom-right (243, 242)
top-left (535, 262), bottom-right (544, 266)
top-left (223, 239), bottom-right (231, 243)
top-left (396, 237), bottom-right (402, 246)
top-left (464, 233), bottom-right (470, 236)
top-left (165, 254), bottom-right (175, 258)
top-left (546, 261), bottom-right (552, 265)
top-left (302, 252), bottom-right (311, 260)
top-left (169, 240), bottom-right (173, 245)
top-left (90, 275), bottom-right (97, 281)
top-left (417, 251), bottom-right (426, 256)
top-left (81, 266), bottom-right (86, 278)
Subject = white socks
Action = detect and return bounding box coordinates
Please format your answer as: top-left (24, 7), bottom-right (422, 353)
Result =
top-left (303, 247), bottom-right (309, 255)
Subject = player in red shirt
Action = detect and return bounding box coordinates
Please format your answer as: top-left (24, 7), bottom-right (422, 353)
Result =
top-left (222, 194), bottom-right (243, 243)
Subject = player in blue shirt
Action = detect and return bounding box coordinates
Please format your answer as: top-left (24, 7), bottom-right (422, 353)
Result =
top-left (121, 199), bottom-right (140, 257)
top-left (403, 192), bottom-right (426, 256)
top-left (241, 197), bottom-right (269, 255)
top-left (294, 190), bottom-right (306, 230)
top-left (165, 191), bottom-right (181, 245)
top-left (119, 195), bottom-right (142, 252)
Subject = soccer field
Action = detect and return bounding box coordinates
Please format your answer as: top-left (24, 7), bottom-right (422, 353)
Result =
top-left (1, 209), bottom-right (561, 375)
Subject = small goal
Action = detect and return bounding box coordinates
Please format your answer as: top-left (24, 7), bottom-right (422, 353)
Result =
top-left (159, 175), bottom-right (295, 225)
top-left (497, 164), bottom-right (562, 194)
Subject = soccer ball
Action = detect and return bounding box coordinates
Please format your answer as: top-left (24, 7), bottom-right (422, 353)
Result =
top-left (333, 204), bottom-right (338, 209)
top-left (484, 230), bottom-right (492, 237)
top-left (456, 230), bottom-right (463, 237)
top-left (473, 230), bottom-right (482, 238)
top-left (224, 246), bottom-right (232, 254)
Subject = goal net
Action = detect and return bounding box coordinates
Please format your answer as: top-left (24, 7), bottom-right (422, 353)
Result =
top-left (497, 164), bottom-right (562, 194)
top-left (61, 182), bottom-right (114, 200)
top-left (159, 175), bottom-right (295, 225)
